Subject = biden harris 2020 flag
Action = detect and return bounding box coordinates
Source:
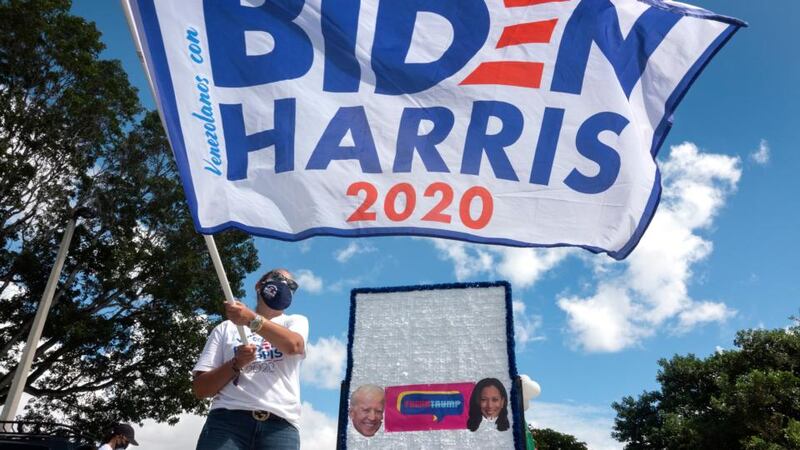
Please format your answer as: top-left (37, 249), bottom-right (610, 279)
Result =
top-left (123, 0), bottom-right (743, 260)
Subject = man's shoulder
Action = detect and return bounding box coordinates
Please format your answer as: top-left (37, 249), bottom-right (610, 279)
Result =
top-left (284, 313), bottom-right (308, 323)
top-left (210, 319), bottom-right (238, 335)
top-left (277, 313), bottom-right (309, 329)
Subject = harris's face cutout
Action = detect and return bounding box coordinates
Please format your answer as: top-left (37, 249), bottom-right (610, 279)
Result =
top-left (479, 385), bottom-right (505, 419)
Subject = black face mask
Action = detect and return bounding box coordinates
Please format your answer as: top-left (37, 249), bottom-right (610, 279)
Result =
top-left (118, 442), bottom-right (129, 450)
top-left (260, 281), bottom-right (293, 310)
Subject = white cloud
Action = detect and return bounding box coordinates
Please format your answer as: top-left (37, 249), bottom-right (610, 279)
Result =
top-left (328, 276), bottom-right (366, 293)
top-left (130, 402), bottom-right (338, 450)
top-left (676, 301), bottom-right (736, 332)
top-left (133, 413), bottom-right (207, 450)
top-left (298, 240), bottom-right (313, 254)
top-left (559, 143), bottom-right (740, 352)
top-left (559, 285), bottom-right (651, 353)
top-left (497, 247), bottom-right (573, 289)
top-left (301, 336), bottom-right (346, 389)
top-left (299, 402), bottom-right (338, 450)
top-left (513, 300), bottom-right (545, 348)
top-left (295, 269), bottom-right (324, 294)
top-left (749, 139), bottom-right (770, 165)
top-left (427, 143), bottom-right (740, 352)
top-left (527, 401), bottom-right (621, 450)
top-left (334, 242), bottom-right (376, 263)
top-left (430, 239), bottom-right (494, 281)
top-left (429, 240), bottom-right (571, 288)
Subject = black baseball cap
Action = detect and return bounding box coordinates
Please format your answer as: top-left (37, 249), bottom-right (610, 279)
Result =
top-left (112, 423), bottom-right (139, 446)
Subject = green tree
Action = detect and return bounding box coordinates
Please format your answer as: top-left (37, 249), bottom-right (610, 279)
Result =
top-left (612, 317), bottom-right (800, 450)
top-left (529, 426), bottom-right (589, 450)
top-left (0, 0), bottom-right (258, 438)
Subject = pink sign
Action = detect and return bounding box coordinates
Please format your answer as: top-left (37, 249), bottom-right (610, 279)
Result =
top-left (384, 382), bottom-right (475, 432)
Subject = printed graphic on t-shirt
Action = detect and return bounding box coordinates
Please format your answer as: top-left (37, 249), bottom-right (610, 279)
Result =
top-left (235, 334), bottom-right (285, 374)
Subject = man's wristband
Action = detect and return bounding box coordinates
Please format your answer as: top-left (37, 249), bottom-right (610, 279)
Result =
top-left (231, 358), bottom-right (241, 374)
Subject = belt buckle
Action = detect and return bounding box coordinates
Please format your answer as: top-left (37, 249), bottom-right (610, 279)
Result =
top-left (252, 410), bottom-right (270, 421)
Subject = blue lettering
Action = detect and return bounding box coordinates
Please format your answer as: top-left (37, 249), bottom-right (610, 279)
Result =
top-left (372, 0), bottom-right (490, 94)
top-left (530, 107), bottom-right (565, 185)
top-left (204, 162), bottom-right (221, 176)
top-left (564, 112), bottom-right (628, 194)
top-left (394, 107), bottom-right (453, 173)
top-left (189, 44), bottom-right (203, 63)
top-left (193, 72), bottom-right (222, 176)
top-left (186, 27), bottom-right (200, 45)
top-left (199, 92), bottom-right (211, 108)
top-left (221, 99), bottom-right (296, 181)
top-left (186, 28), bottom-right (203, 63)
top-left (321, 0), bottom-right (361, 92)
top-left (192, 112), bottom-right (213, 124)
top-left (306, 106), bottom-right (382, 173)
top-left (209, 146), bottom-right (221, 160)
top-left (551, 0), bottom-right (681, 97)
top-left (204, 0), bottom-right (313, 87)
top-left (461, 101), bottom-right (522, 182)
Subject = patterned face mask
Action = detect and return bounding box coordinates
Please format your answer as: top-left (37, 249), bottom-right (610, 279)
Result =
top-left (260, 280), bottom-right (293, 310)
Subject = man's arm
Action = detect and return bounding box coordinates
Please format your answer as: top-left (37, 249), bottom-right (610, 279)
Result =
top-left (192, 344), bottom-right (256, 398)
top-left (257, 319), bottom-right (305, 355)
top-left (225, 302), bottom-right (305, 355)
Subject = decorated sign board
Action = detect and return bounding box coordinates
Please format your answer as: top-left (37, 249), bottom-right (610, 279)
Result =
top-left (123, 0), bottom-right (743, 259)
top-left (338, 282), bottom-right (523, 449)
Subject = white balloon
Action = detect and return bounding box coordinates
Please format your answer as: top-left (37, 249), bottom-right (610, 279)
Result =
top-left (520, 374), bottom-right (542, 411)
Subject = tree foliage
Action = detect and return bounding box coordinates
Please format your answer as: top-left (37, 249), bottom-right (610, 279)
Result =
top-left (1, 0), bottom-right (258, 437)
top-left (530, 426), bottom-right (589, 450)
top-left (612, 317), bottom-right (800, 450)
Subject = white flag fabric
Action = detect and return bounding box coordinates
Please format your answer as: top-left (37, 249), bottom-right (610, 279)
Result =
top-left (123, 0), bottom-right (743, 259)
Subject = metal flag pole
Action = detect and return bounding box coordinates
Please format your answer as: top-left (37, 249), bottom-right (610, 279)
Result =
top-left (119, 1), bottom-right (249, 343)
top-left (0, 212), bottom-right (81, 421)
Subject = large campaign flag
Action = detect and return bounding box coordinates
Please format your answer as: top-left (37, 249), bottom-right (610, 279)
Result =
top-left (123, 0), bottom-right (743, 259)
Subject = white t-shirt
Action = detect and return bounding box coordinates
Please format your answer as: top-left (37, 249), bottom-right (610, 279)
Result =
top-left (193, 315), bottom-right (309, 428)
top-left (98, 445), bottom-right (112, 450)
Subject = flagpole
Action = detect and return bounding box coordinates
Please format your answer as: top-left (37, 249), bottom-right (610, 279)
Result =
top-left (203, 235), bottom-right (249, 342)
top-left (120, 1), bottom-right (248, 343)
top-left (0, 211), bottom-right (81, 422)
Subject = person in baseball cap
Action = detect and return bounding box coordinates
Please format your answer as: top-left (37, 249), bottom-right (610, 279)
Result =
top-left (98, 423), bottom-right (138, 449)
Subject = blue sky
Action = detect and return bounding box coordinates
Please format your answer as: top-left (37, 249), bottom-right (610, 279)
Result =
top-left (69, 1), bottom-right (800, 448)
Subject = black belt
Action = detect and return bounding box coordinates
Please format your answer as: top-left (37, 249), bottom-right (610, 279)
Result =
top-left (250, 410), bottom-right (287, 423)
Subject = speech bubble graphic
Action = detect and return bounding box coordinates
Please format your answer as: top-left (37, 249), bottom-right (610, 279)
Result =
top-left (397, 391), bottom-right (464, 422)
top-left (385, 382), bottom-right (474, 432)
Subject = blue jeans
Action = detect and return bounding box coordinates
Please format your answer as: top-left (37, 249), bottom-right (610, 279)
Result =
top-left (196, 409), bottom-right (300, 450)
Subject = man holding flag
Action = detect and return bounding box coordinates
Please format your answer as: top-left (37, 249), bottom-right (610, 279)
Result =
top-left (192, 269), bottom-right (308, 450)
